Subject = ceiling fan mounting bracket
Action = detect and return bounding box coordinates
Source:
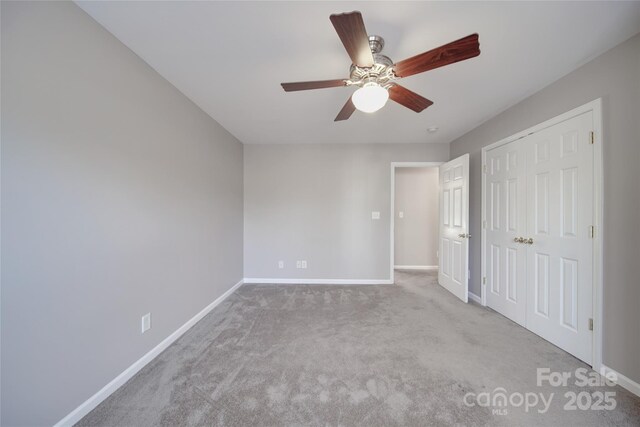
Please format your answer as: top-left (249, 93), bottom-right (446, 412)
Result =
top-left (368, 35), bottom-right (385, 54)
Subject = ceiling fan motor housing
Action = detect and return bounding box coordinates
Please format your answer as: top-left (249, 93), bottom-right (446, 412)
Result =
top-left (348, 35), bottom-right (396, 88)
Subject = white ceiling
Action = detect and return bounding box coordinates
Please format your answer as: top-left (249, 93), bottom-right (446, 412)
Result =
top-left (77, 1), bottom-right (640, 145)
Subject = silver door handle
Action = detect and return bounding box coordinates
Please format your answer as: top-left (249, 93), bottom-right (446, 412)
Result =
top-left (458, 233), bottom-right (471, 239)
top-left (514, 237), bottom-right (533, 244)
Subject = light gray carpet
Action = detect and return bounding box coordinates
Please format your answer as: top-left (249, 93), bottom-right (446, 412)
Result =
top-left (78, 270), bottom-right (640, 426)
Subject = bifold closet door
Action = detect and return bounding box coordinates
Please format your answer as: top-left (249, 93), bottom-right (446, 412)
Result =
top-left (484, 110), bottom-right (594, 363)
top-left (525, 111), bottom-right (594, 364)
top-left (485, 140), bottom-right (528, 326)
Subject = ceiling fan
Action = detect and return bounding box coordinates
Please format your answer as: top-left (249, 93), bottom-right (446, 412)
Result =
top-left (281, 11), bottom-right (480, 121)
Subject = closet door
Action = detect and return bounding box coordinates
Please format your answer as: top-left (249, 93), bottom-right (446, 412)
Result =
top-left (525, 111), bottom-right (594, 363)
top-left (485, 140), bottom-right (528, 326)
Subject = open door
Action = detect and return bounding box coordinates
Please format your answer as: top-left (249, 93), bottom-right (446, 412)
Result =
top-left (438, 154), bottom-right (470, 302)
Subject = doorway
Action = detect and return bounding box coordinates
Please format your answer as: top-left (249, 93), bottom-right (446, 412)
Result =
top-left (390, 162), bottom-right (442, 283)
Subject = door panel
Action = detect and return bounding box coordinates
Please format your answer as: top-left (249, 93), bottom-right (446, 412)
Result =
top-left (561, 168), bottom-right (578, 237)
top-left (485, 140), bottom-right (527, 325)
top-left (438, 154), bottom-right (469, 302)
top-left (442, 239), bottom-right (450, 277)
top-left (535, 173), bottom-right (549, 234)
top-left (443, 190), bottom-right (450, 226)
top-left (525, 111), bottom-right (593, 364)
top-left (506, 179), bottom-right (517, 232)
top-left (535, 253), bottom-right (550, 317)
top-left (506, 247), bottom-right (517, 302)
top-left (452, 240), bottom-right (462, 282)
top-left (561, 257), bottom-right (578, 330)
top-left (453, 187), bottom-right (463, 227)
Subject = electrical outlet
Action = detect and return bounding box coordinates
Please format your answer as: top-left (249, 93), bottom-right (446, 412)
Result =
top-left (278, 261), bottom-right (284, 269)
top-left (399, 211), bottom-right (404, 218)
top-left (301, 260), bottom-right (307, 269)
top-left (141, 313), bottom-right (151, 334)
top-left (296, 260), bottom-right (302, 269)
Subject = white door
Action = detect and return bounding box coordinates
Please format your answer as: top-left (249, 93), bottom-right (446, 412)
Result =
top-left (484, 111), bottom-right (594, 364)
top-left (485, 139), bottom-right (528, 326)
top-left (438, 154), bottom-right (469, 302)
top-left (525, 111), bottom-right (593, 363)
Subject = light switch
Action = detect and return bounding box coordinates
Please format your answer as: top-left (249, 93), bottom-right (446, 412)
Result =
top-left (399, 211), bottom-right (404, 218)
top-left (141, 313), bottom-right (151, 334)
top-left (371, 211), bottom-right (380, 220)
top-left (278, 261), bottom-right (284, 269)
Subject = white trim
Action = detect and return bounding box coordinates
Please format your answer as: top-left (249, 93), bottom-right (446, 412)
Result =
top-left (481, 144), bottom-right (488, 307)
top-left (390, 162), bottom-right (444, 284)
top-left (243, 278), bottom-right (392, 285)
top-left (394, 265), bottom-right (438, 271)
top-left (54, 279), bottom-right (245, 427)
top-left (591, 99), bottom-right (604, 374)
top-left (600, 365), bottom-right (640, 398)
top-left (468, 292), bottom-right (482, 304)
top-left (480, 98), bottom-right (603, 371)
top-left (480, 99), bottom-right (602, 153)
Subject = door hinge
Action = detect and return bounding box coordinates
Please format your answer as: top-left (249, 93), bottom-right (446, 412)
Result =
top-left (483, 164), bottom-right (487, 173)
top-left (482, 277), bottom-right (486, 285)
top-left (482, 220), bottom-right (487, 229)
top-left (588, 318), bottom-right (594, 331)
top-left (589, 225), bottom-right (595, 238)
top-left (589, 131), bottom-right (595, 145)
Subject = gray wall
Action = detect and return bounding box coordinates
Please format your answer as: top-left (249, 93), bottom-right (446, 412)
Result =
top-left (244, 144), bottom-right (449, 280)
top-left (1, 2), bottom-right (243, 425)
top-left (450, 34), bottom-right (640, 386)
top-left (394, 167), bottom-right (439, 267)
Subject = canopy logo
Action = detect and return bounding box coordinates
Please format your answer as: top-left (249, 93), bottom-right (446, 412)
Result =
top-left (463, 388), bottom-right (553, 415)
top-left (463, 367), bottom-right (617, 416)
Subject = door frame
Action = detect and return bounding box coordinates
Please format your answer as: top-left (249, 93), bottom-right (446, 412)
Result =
top-left (480, 98), bottom-right (603, 371)
top-left (390, 162), bottom-right (443, 283)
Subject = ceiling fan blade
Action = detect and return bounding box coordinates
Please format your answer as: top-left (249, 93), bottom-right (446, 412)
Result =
top-left (281, 79), bottom-right (347, 92)
top-left (329, 11), bottom-right (374, 68)
top-left (388, 85), bottom-right (433, 112)
top-left (393, 33), bottom-right (480, 78)
top-left (335, 97), bottom-right (356, 121)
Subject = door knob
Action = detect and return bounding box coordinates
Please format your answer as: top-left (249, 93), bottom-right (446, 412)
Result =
top-left (514, 237), bottom-right (524, 243)
top-left (458, 233), bottom-right (471, 239)
top-left (525, 238), bottom-right (534, 244)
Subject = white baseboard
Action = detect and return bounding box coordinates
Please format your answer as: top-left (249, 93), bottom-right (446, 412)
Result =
top-left (243, 278), bottom-right (393, 285)
top-left (54, 279), bottom-right (244, 427)
top-left (600, 364), bottom-right (640, 398)
top-left (394, 265), bottom-right (438, 271)
top-left (467, 292), bottom-right (482, 304)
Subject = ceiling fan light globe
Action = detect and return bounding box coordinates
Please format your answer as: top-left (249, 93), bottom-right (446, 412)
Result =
top-left (352, 83), bottom-right (389, 113)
